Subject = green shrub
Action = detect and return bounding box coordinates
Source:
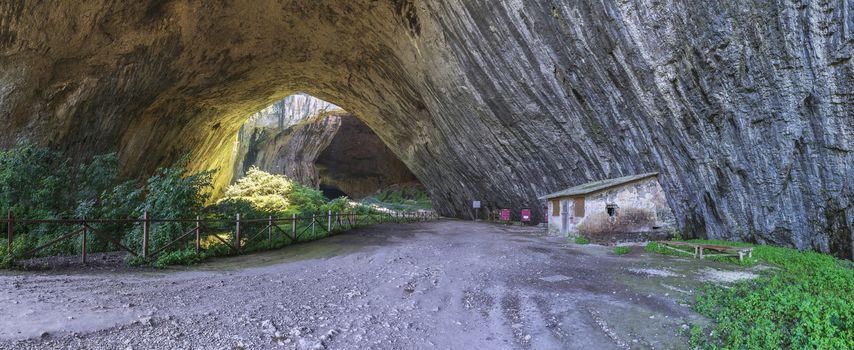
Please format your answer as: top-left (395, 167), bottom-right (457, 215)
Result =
top-left (613, 246), bottom-right (631, 255)
top-left (648, 239), bottom-right (854, 349)
top-left (219, 167), bottom-right (292, 213)
top-left (360, 184), bottom-right (432, 211)
top-left (123, 159), bottom-right (213, 254)
top-left (0, 141), bottom-right (142, 254)
top-left (0, 140), bottom-right (69, 221)
top-left (574, 236), bottom-right (590, 244)
top-left (217, 167), bottom-right (328, 217)
top-left (153, 247), bottom-right (206, 268)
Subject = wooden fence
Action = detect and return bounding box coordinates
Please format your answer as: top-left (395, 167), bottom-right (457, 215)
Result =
top-left (1, 210), bottom-right (438, 265)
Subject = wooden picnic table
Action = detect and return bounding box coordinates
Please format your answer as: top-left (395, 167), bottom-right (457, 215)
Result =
top-left (656, 241), bottom-right (753, 261)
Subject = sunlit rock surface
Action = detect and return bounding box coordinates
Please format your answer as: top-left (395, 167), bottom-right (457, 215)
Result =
top-left (232, 95), bottom-right (418, 200)
top-left (0, 1), bottom-right (852, 257)
top-left (230, 93), bottom-right (342, 184)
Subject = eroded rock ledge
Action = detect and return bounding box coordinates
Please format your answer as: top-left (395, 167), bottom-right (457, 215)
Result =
top-left (1, 1), bottom-right (852, 257)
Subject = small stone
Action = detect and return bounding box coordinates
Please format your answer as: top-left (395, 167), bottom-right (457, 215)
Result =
top-left (40, 331), bottom-right (50, 339)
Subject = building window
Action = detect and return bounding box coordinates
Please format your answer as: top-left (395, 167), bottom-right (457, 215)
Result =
top-left (573, 198), bottom-right (585, 217)
top-left (606, 204), bottom-right (619, 217)
top-left (551, 199), bottom-right (560, 216)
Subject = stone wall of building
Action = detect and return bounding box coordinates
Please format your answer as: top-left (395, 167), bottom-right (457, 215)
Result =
top-left (547, 177), bottom-right (675, 241)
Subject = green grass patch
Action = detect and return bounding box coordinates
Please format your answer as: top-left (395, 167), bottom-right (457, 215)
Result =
top-left (360, 185), bottom-right (432, 211)
top-left (574, 236), bottom-right (590, 245)
top-left (647, 239), bottom-right (854, 349)
top-left (613, 246), bottom-right (631, 255)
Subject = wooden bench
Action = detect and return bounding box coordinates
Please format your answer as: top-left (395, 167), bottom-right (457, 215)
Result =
top-left (656, 241), bottom-right (753, 261)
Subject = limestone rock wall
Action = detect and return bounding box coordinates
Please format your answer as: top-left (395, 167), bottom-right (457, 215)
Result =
top-left (1, 1), bottom-right (852, 257)
top-left (231, 93), bottom-right (342, 185)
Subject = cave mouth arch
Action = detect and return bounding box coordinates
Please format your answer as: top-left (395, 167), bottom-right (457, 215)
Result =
top-left (229, 93), bottom-right (423, 203)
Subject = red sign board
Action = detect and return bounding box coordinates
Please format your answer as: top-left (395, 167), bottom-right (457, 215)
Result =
top-left (500, 209), bottom-right (510, 221)
top-left (521, 209), bottom-right (531, 222)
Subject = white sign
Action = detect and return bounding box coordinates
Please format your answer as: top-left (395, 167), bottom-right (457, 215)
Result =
top-left (472, 200), bottom-right (481, 209)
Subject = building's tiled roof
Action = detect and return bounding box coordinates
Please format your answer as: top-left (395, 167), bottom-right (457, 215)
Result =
top-left (538, 172), bottom-right (659, 200)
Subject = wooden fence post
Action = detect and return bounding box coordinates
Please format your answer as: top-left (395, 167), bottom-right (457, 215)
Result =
top-left (6, 210), bottom-right (12, 258)
top-left (81, 220), bottom-right (88, 264)
top-left (142, 211), bottom-right (149, 258)
top-left (235, 213), bottom-right (241, 252)
top-left (195, 216), bottom-right (201, 253)
top-left (268, 216), bottom-right (273, 245)
top-left (292, 213), bottom-right (296, 238)
top-left (311, 214), bottom-right (316, 237)
top-left (327, 210), bottom-right (332, 233)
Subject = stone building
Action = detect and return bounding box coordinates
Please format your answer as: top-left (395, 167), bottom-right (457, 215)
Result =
top-left (539, 173), bottom-right (676, 242)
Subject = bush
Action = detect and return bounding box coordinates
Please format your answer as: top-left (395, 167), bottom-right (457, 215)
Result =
top-left (0, 141), bottom-right (140, 253)
top-left (123, 159), bottom-right (213, 254)
top-left (649, 239), bottom-right (854, 349)
top-left (0, 140), bottom-right (69, 222)
top-left (153, 247), bottom-right (206, 268)
top-left (574, 236), bottom-right (590, 244)
top-left (613, 246), bottom-right (631, 255)
top-left (360, 184), bottom-right (432, 211)
top-left (217, 167), bottom-right (328, 216)
top-left (219, 167), bottom-right (292, 213)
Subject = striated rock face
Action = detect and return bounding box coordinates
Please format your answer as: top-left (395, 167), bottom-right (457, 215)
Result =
top-left (1, 1), bottom-right (852, 257)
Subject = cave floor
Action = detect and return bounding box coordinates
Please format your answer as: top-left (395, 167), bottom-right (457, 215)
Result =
top-left (0, 220), bottom-right (762, 349)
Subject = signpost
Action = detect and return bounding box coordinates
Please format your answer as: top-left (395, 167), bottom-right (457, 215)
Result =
top-left (521, 208), bottom-right (531, 222)
top-left (472, 201), bottom-right (481, 221)
top-left (500, 209), bottom-right (510, 221)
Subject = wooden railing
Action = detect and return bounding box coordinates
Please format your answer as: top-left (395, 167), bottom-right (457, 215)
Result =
top-left (1, 210), bottom-right (439, 265)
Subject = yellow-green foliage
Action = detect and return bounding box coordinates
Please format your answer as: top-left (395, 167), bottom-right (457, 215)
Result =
top-left (219, 167), bottom-right (294, 213)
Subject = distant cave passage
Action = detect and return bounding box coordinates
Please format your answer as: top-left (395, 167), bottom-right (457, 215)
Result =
top-left (313, 114), bottom-right (419, 200)
top-left (319, 184), bottom-right (349, 200)
top-left (231, 94), bottom-right (421, 201)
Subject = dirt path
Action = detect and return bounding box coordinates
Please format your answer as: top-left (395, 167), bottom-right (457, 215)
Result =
top-left (0, 220), bottom-right (753, 349)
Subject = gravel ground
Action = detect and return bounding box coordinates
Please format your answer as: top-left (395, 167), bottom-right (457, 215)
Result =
top-left (0, 220), bottom-right (752, 349)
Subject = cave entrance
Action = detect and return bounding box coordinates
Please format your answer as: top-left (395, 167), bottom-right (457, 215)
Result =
top-left (230, 93), bottom-right (429, 209)
top-left (319, 184), bottom-right (349, 200)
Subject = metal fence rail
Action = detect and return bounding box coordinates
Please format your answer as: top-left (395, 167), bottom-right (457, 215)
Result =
top-left (1, 210), bottom-right (439, 265)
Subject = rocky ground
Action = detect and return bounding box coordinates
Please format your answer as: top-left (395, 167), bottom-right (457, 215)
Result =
top-left (0, 220), bottom-right (762, 349)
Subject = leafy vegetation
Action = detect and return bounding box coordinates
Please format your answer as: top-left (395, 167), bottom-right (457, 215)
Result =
top-left (361, 184), bottom-right (431, 211)
top-left (647, 239), bottom-right (854, 349)
top-left (0, 141), bottom-right (134, 257)
top-left (573, 236), bottom-right (590, 245)
top-left (0, 142), bottom-right (392, 268)
top-left (218, 167), bottom-right (294, 214)
top-left (123, 160), bottom-right (214, 254)
top-left (612, 246), bottom-right (630, 255)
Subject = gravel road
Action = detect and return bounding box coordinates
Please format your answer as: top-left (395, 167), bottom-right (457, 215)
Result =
top-left (0, 220), bottom-right (736, 349)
